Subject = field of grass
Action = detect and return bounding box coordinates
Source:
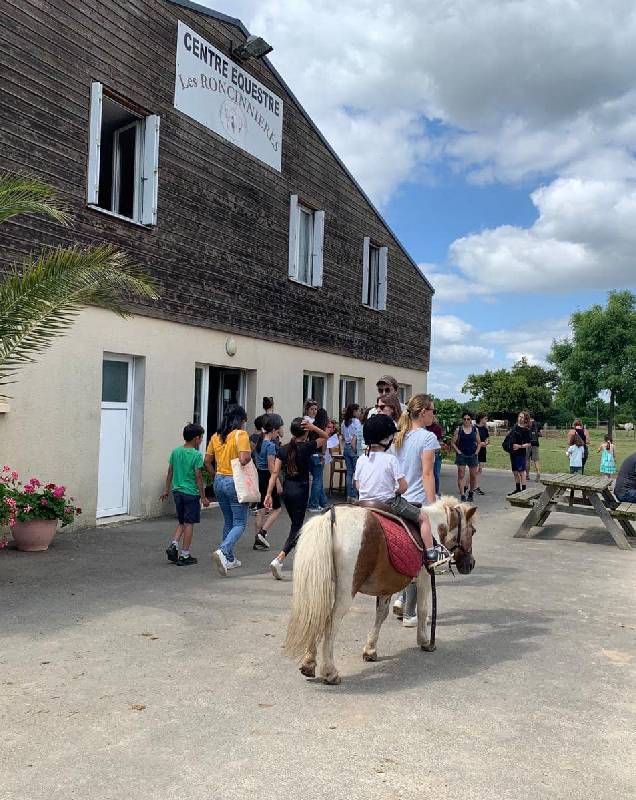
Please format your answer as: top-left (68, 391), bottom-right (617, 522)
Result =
top-left (462, 428), bottom-right (636, 475)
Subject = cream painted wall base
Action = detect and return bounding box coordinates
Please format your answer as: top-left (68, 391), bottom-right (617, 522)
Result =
top-left (0, 308), bottom-right (427, 526)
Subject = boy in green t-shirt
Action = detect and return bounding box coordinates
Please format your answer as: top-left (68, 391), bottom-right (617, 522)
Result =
top-left (160, 423), bottom-right (209, 566)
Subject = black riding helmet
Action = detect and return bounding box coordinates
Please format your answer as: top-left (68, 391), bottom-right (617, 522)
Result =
top-left (363, 414), bottom-right (397, 446)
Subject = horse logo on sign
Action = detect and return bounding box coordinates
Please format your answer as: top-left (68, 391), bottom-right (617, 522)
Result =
top-left (219, 99), bottom-right (247, 143)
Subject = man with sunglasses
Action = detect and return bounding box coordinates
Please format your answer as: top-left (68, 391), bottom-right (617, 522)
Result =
top-left (368, 375), bottom-right (407, 418)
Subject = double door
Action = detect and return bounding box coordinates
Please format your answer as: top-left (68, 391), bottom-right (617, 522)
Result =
top-left (193, 366), bottom-right (246, 451)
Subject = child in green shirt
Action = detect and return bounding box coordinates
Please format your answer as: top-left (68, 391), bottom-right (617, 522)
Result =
top-left (160, 423), bottom-right (209, 565)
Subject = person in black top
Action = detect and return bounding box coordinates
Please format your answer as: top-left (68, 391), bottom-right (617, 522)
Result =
top-left (475, 412), bottom-right (489, 495)
top-left (265, 417), bottom-right (327, 580)
top-left (509, 411), bottom-right (532, 494)
top-left (452, 411), bottom-right (482, 502)
top-left (614, 451), bottom-right (636, 502)
top-left (525, 412), bottom-right (542, 481)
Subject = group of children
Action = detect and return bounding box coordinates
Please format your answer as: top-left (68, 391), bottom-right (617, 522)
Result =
top-left (567, 433), bottom-right (616, 476)
top-left (161, 398), bottom-right (449, 573)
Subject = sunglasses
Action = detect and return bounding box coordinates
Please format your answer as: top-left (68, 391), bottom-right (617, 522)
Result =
top-left (463, 416), bottom-right (472, 420)
top-left (378, 386), bottom-right (393, 394)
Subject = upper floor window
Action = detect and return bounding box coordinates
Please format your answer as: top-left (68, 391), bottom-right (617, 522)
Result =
top-left (87, 82), bottom-right (160, 226)
top-left (362, 237), bottom-right (388, 311)
top-left (288, 194), bottom-right (325, 287)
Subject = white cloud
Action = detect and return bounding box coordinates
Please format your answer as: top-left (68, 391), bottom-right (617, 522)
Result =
top-left (206, 0), bottom-right (636, 201)
top-left (450, 177), bottom-right (636, 293)
top-left (479, 317), bottom-right (571, 365)
top-left (431, 315), bottom-right (494, 365)
top-left (204, 0), bottom-right (636, 301)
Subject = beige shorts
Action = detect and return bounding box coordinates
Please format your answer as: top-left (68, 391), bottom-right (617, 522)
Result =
top-left (527, 445), bottom-right (540, 462)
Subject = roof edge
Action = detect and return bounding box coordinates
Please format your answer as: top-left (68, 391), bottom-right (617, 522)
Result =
top-left (165, 0), bottom-right (434, 295)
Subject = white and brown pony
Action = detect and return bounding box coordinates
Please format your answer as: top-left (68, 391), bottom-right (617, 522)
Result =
top-left (284, 496), bottom-right (476, 685)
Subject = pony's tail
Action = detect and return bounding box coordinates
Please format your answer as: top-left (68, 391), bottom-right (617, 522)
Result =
top-left (284, 512), bottom-right (335, 658)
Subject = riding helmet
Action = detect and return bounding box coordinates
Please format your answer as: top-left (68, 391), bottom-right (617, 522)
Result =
top-left (363, 414), bottom-right (397, 446)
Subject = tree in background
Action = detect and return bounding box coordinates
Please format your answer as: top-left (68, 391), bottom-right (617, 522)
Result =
top-left (461, 357), bottom-right (558, 422)
top-left (432, 397), bottom-right (463, 435)
top-left (0, 173), bottom-right (159, 396)
top-left (548, 290), bottom-right (636, 437)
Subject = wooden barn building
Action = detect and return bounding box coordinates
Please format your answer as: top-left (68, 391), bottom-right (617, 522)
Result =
top-left (0, 0), bottom-right (433, 524)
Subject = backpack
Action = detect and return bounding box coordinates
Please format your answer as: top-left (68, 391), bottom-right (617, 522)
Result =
top-left (502, 429), bottom-right (515, 453)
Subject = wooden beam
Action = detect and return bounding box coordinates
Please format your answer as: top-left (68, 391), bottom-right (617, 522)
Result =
top-left (514, 485), bottom-right (559, 538)
top-left (587, 491), bottom-right (632, 550)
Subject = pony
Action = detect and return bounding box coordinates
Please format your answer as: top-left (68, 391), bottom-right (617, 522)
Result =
top-left (284, 496), bottom-right (477, 685)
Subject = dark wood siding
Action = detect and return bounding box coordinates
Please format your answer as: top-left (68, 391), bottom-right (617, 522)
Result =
top-left (0, 0), bottom-right (432, 370)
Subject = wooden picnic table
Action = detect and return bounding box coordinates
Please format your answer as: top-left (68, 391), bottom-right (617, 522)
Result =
top-left (511, 472), bottom-right (634, 550)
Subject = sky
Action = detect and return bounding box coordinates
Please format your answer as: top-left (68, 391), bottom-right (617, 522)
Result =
top-left (199, 0), bottom-right (636, 399)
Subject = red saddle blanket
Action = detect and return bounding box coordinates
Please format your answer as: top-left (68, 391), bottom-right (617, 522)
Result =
top-left (373, 512), bottom-right (423, 578)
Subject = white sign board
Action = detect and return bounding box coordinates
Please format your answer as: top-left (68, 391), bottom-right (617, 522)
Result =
top-left (174, 21), bottom-right (283, 172)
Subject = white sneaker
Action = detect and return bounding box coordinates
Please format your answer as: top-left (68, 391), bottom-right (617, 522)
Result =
top-left (227, 558), bottom-right (242, 570)
top-left (392, 596), bottom-right (404, 616)
top-left (270, 557), bottom-right (284, 580)
top-left (402, 615), bottom-right (418, 628)
top-left (213, 549), bottom-right (229, 577)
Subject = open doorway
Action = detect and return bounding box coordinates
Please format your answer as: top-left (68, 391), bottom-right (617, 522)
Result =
top-left (193, 365), bottom-right (247, 452)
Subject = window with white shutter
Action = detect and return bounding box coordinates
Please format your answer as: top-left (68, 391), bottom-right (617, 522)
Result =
top-left (288, 195), bottom-right (325, 287)
top-left (87, 82), bottom-right (160, 226)
top-left (362, 238), bottom-right (387, 311)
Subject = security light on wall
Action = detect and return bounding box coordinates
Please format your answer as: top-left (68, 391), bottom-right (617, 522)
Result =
top-left (232, 35), bottom-right (273, 61)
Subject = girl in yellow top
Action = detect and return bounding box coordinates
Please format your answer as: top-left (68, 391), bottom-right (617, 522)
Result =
top-left (204, 404), bottom-right (252, 577)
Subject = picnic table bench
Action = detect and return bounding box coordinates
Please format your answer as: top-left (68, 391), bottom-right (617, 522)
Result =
top-left (506, 473), bottom-right (634, 550)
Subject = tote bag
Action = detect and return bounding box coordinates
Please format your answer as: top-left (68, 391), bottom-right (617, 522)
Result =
top-left (231, 430), bottom-right (260, 504)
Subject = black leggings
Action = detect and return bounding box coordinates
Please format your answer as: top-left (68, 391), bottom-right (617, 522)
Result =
top-left (282, 479), bottom-right (309, 556)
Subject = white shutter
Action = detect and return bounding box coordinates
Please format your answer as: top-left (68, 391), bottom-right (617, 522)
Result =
top-left (378, 246), bottom-right (388, 310)
top-left (361, 236), bottom-right (370, 305)
top-left (87, 82), bottom-right (103, 205)
top-left (141, 114), bottom-right (160, 225)
top-left (311, 209), bottom-right (325, 287)
top-left (288, 194), bottom-right (299, 279)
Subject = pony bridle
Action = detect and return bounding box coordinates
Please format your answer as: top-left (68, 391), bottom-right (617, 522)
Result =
top-left (452, 507), bottom-right (469, 555)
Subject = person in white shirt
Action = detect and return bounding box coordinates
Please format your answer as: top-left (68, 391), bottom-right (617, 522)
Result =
top-left (391, 394), bottom-right (450, 624)
top-left (354, 415), bottom-right (447, 570)
top-left (567, 434), bottom-right (585, 474)
top-left (367, 375), bottom-right (407, 417)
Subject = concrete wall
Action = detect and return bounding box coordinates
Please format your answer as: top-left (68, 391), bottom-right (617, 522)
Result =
top-left (0, 308), bottom-right (426, 526)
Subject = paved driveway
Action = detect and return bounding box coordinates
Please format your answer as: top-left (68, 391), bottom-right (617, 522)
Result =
top-left (1, 468), bottom-right (634, 800)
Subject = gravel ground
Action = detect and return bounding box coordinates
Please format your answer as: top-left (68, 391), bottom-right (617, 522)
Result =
top-left (1, 466), bottom-right (634, 800)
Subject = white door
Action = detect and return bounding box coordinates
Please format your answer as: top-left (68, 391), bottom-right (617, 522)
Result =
top-left (97, 356), bottom-right (133, 517)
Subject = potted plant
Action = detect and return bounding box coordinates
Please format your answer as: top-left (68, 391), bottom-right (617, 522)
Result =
top-left (0, 466), bottom-right (82, 551)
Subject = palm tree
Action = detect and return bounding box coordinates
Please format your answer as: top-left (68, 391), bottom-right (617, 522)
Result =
top-left (0, 173), bottom-right (159, 394)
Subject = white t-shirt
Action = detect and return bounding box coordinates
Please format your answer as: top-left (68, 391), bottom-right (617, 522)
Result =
top-left (354, 451), bottom-right (404, 502)
top-left (342, 418), bottom-right (363, 451)
top-left (567, 445), bottom-right (584, 468)
top-left (392, 428), bottom-right (439, 505)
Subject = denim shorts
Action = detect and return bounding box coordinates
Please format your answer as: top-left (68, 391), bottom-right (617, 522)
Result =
top-left (455, 453), bottom-right (478, 468)
top-left (173, 491), bottom-right (201, 524)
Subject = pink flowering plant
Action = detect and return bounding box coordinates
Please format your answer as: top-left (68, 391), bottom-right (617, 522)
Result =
top-left (0, 466), bottom-right (81, 539)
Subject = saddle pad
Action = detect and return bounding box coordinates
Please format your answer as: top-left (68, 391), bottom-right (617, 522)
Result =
top-left (373, 512), bottom-right (423, 578)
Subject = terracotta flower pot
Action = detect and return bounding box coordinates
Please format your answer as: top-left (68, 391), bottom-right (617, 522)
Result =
top-left (11, 519), bottom-right (58, 551)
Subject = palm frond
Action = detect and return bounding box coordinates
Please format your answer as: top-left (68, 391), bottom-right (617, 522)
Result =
top-left (0, 245), bottom-right (159, 387)
top-left (0, 172), bottom-right (70, 225)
